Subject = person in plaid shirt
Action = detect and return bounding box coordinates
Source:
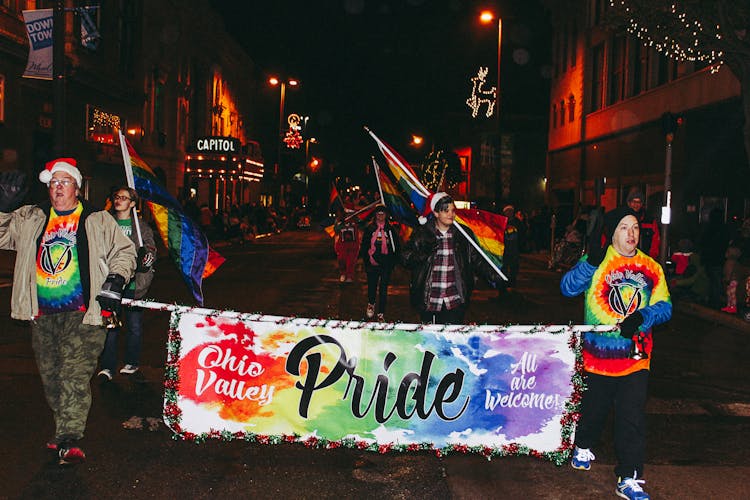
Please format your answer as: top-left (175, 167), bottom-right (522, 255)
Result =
top-left (402, 193), bottom-right (501, 324)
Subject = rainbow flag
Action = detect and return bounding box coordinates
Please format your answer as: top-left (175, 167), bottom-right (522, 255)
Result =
top-left (119, 132), bottom-right (224, 305)
top-left (366, 127), bottom-right (507, 281)
top-left (373, 159), bottom-right (419, 227)
top-left (455, 208), bottom-right (507, 270)
top-left (329, 183), bottom-right (343, 211)
top-left (366, 128), bottom-right (429, 214)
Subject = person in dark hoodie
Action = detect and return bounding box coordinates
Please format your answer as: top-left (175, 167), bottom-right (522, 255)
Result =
top-left (401, 192), bottom-right (502, 324)
top-left (0, 160), bottom-right (136, 466)
top-left (359, 205), bottom-right (400, 321)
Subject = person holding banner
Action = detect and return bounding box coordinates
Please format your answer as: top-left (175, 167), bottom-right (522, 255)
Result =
top-left (0, 159), bottom-right (136, 466)
top-left (560, 207), bottom-right (671, 500)
top-left (402, 192), bottom-right (502, 324)
top-left (98, 187), bottom-right (156, 380)
top-left (359, 205), bottom-right (400, 321)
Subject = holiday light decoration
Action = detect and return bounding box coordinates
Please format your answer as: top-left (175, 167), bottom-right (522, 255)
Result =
top-left (284, 113), bottom-right (303, 149)
top-left (608, 0), bottom-right (725, 72)
top-left (466, 67), bottom-right (497, 118)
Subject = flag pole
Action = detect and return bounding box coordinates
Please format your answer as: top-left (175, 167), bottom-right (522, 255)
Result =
top-left (118, 130), bottom-right (144, 247)
top-left (372, 157), bottom-right (386, 206)
top-left (452, 221), bottom-right (508, 281)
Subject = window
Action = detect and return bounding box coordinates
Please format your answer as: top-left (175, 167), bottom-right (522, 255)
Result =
top-left (85, 105), bottom-right (121, 144)
top-left (590, 43), bottom-right (605, 112)
top-left (0, 74), bottom-right (4, 123)
top-left (568, 94), bottom-right (575, 123)
top-left (559, 100), bottom-right (565, 127)
top-left (608, 36), bottom-right (626, 105)
top-left (552, 104), bottom-right (557, 129)
top-left (570, 20), bottom-right (577, 67)
top-left (118, 1), bottom-right (136, 76)
top-left (561, 22), bottom-right (568, 73)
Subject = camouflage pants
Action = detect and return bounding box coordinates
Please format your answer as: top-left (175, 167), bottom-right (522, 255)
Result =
top-left (31, 311), bottom-right (105, 442)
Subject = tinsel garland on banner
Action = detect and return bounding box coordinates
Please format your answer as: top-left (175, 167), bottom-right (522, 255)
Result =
top-left (159, 305), bottom-right (586, 465)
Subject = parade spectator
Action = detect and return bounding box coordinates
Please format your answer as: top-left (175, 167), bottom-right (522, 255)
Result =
top-left (699, 208), bottom-right (731, 308)
top-left (0, 161), bottom-right (136, 466)
top-left (669, 250), bottom-right (709, 304)
top-left (721, 245), bottom-right (743, 314)
top-left (359, 205), bottom-right (400, 321)
top-left (334, 207), bottom-right (359, 283)
top-left (98, 187), bottom-right (156, 380)
top-left (561, 206), bottom-right (671, 500)
top-left (401, 192), bottom-right (502, 324)
top-left (498, 205), bottom-right (520, 295)
top-left (626, 188), bottom-right (660, 259)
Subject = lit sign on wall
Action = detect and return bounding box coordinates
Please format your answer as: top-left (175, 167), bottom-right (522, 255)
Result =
top-left (86, 105), bottom-right (122, 144)
top-left (193, 136), bottom-right (240, 153)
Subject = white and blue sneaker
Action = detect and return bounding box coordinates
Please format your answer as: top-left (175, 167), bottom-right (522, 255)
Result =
top-left (570, 446), bottom-right (595, 470)
top-left (616, 473), bottom-right (650, 500)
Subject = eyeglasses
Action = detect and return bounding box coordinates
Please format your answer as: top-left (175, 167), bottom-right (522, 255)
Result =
top-left (48, 179), bottom-right (75, 188)
top-left (113, 195), bottom-right (133, 202)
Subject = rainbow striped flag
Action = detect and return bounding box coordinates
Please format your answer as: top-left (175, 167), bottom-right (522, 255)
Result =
top-left (455, 208), bottom-right (507, 270)
top-left (366, 128), bottom-right (429, 214)
top-left (366, 127), bottom-right (507, 280)
top-left (119, 132), bottom-right (224, 305)
top-left (374, 159), bottom-right (419, 227)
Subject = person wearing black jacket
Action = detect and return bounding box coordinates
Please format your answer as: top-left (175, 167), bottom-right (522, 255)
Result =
top-left (359, 205), bottom-right (400, 321)
top-left (401, 192), bottom-right (501, 324)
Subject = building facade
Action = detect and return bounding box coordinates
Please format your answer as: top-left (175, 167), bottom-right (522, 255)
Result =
top-left (547, 0), bottom-right (747, 243)
top-left (0, 0), bottom-right (264, 212)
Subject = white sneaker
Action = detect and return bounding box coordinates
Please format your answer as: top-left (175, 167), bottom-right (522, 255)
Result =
top-left (339, 275), bottom-right (346, 283)
top-left (377, 313), bottom-right (384, 322)
top-left (120, 364), bottom-right (139, 375)
top-left (366, 303), bottom-right (375, 319)
top-left (97, 369), bottom-right (113, 381)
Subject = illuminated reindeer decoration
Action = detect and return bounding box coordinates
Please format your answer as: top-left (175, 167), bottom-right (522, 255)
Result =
top-left (465, 67), bottom-right (497, 118)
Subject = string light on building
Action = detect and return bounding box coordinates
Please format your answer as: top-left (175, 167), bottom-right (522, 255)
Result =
top-left (611, 0), bottom-right (724, 73)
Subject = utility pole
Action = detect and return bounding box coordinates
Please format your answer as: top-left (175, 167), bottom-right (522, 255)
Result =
top-left (53, 0), bottom-right (65, 155)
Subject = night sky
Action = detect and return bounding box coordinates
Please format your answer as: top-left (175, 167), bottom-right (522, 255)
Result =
top-left (210, 0), bottom-right (552, 180)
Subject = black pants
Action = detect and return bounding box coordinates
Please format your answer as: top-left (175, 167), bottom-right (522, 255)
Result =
top-left (366, 267), bottom-right (392, 315)
top-left (574, 370), bottom-right (649, 478)
top-left (419, 305), bottom-right (466, 325)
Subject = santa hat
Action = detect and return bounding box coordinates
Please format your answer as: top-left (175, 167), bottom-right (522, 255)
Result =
top-left (418, 192), bottom-right (449, 225)
top-left (39, 158), bottom-right (82, 187)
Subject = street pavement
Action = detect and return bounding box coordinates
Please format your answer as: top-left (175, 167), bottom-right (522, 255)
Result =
top-left (0, 233), bottom-right (749, 498)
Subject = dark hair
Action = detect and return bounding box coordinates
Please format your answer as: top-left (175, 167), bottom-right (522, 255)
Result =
top-left (433, 195), bottom-right (454, 213)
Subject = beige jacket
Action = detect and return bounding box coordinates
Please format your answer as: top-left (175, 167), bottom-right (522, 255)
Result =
top-left (0, 202), bottom-right (137, 325)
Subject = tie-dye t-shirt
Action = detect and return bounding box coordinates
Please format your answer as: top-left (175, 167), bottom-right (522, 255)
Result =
top-left (582, 247), bottom-right (671, 376)
top-left (36, 204), bottom-right (86, 315)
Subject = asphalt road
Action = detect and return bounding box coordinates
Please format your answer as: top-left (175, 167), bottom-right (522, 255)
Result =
top-left (1, 230), bottom-right (749, 499)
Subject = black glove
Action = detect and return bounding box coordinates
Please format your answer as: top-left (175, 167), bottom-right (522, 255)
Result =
top-left (586, 213), bottom-right (606, 267)
top-left (136, 246), bottom-right (155, 273)
top-left (96, 273), bottom-right (126, 313)
top-left (0, 171), bottom-right (28, 213)
top-left (618, 311), bottom-right (644, 338)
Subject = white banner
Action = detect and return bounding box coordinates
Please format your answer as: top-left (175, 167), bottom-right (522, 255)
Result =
top-left (22, 9), bottom-right (53, 80)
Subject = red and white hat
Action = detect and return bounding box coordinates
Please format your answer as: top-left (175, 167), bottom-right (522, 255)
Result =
top-left (39, 158), bottom-right (82, 187)
top-left (418, 191), bottom-right (450, 225)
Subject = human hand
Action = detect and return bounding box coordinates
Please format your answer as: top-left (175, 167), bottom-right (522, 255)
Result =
top-left (0, 171), bottom-right (28, 213)
top-left (136, 246), bottom-right (155, 272)
top-left (618, 311), bottom-right (643, 338)
top-left (96, 273), bottom-right (126, 313)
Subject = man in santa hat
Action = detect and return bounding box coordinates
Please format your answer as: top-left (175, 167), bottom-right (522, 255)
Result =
top-left (0, 159), bottom-right (136, 466)
top-left (401, 192), bottom-right (502, 324)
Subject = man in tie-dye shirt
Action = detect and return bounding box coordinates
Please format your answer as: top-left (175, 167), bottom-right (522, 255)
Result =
top-left (0, 159), bottom-right (136, 467)
top-left (561, 206), bottom-right (671, 500)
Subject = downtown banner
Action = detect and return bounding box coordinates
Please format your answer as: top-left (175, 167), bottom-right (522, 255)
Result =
top-left (22, 9), bottom-right (53, 80)
top-left (159, 308), bottom-right (586, 464)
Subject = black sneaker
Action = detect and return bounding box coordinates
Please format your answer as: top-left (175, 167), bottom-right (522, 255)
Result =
top-left (58, 441), bottom-right (86, 465)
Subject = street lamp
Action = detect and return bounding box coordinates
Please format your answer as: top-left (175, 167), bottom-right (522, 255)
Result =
top-left (268, 76), bottom-right (299, 175)
top-left (479, 9), bottom-right (503, 205)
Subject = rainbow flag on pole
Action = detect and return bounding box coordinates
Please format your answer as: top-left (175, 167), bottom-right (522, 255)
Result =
top-left (366, 127), bottom-right (507, 281)
top-left (373, 158), bottom-right (419, 227)
top-left (119, 132), bottom-right (224, 305)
